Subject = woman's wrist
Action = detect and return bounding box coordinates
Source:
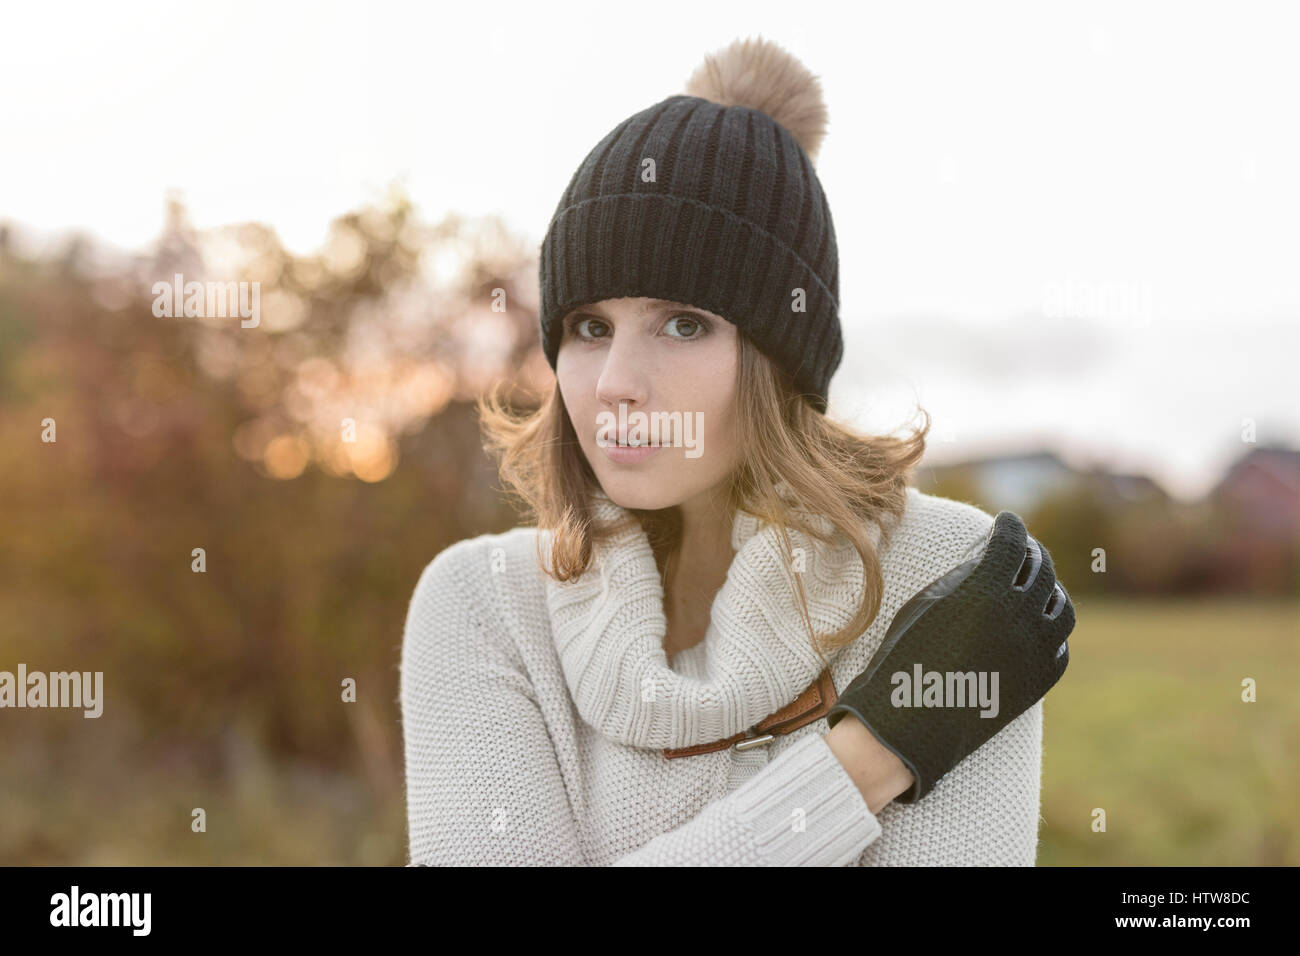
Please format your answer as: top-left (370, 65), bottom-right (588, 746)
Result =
top-left (824, 715), bottom-right (916, 815)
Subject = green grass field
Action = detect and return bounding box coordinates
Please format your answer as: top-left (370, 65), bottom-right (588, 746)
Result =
top-left (1037, 596), bottom-right (1299, 865)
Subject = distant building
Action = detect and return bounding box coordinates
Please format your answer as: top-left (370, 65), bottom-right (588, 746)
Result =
top-left (1210, 445), bottom-right (1300, 541)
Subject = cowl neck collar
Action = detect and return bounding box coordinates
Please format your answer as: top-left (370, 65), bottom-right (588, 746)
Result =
top-left (543, 486), bottom-right (884, 750)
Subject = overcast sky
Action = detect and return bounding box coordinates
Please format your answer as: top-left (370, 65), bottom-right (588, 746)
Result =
top-left (4, 0), bottom-right (1297, 499)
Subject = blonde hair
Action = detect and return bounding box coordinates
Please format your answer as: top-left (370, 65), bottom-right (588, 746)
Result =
top-left (477, 332), bottom-right (930, 658)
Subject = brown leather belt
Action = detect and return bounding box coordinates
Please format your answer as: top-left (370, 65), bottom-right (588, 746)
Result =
top-left (663, 668), bottom-right (838, 759)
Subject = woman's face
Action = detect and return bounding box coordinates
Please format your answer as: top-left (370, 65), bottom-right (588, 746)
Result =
top-left (556, 297), bottom-right (740, 512)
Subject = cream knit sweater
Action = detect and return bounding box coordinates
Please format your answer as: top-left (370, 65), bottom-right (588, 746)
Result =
top-left (399, 486), bottom-right (1043, 866)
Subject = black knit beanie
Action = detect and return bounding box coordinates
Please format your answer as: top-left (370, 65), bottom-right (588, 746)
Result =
top-left (538, 39), bottom-right (842, 413)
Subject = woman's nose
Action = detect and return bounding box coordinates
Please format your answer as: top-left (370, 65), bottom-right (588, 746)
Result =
top-left (595, 343), bottom-right (651, 408)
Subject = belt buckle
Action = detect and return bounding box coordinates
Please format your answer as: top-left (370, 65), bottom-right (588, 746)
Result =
top-left (732, 729), bottom-right (776, 752)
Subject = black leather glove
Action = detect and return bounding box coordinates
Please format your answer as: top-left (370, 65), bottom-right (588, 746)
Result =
top-left (826, 511), bottom-right (1074, 803)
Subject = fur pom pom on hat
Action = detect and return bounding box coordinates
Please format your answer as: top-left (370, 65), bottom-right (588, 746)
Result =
top-left (539, 36), bottom-right (842, 413)
top-left (684, 36), bottom-right (830, 166)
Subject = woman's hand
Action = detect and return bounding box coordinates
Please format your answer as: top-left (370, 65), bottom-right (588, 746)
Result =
top-left (826, 511), bottom-right (1074, 805)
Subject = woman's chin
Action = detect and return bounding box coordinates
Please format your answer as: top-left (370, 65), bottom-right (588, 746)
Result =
top-left (597, 476), bottom-right (680, 513)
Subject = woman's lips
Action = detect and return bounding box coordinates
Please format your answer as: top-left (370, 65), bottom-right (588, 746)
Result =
top-left (600, 441), bottom-right (664, 464)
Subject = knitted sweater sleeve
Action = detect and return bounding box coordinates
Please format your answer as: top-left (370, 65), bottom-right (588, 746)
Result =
top-left (400, 543), bottom-right (883, 866)
top-left (608, 733), bottom-right (882, 866)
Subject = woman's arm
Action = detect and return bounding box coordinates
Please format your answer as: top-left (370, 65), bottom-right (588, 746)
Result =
top-left (610, 716), bottom-right (913, 866)
top-left (848, 509), bottom-right (1057, 866)
top-left (610, 730), bottom-right (905, 866)
top-left (401, 546), bottom-right (583, 865)
top-left (400, 544), bottom-right (901, 866)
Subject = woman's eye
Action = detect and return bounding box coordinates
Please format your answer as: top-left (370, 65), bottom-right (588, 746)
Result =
top-left (665, 314), bottom-right (708, 339)
top-left (567, 316), bottom-right (608, 340)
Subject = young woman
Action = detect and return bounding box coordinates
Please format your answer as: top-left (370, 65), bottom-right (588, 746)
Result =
top-left (400, 37), bottom-right (1074, 866)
